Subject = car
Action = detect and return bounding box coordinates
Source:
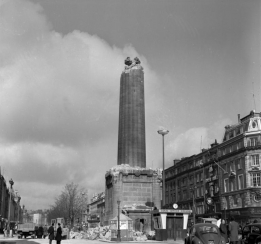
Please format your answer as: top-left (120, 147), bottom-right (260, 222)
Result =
top-left (185, 223), bottom-right (226, 244)
top-left (242, 223), bottom-right (261, 244)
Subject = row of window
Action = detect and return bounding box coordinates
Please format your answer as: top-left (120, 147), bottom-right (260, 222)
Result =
top-left (224, 172), bottom-right (261, 191)
top-left (223, 155), bottom-right (259, 174)
top-left (220, 141), bottom-right (244, 156)
top-left (224, 127), bottom-right (243, 141)
top-left (224, 175), bottom-right (244, 192)
top-left (166, 135), bottom-right (260, 179)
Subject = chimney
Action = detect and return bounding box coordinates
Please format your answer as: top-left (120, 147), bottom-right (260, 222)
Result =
top-left (238, 114), bottom-right (240, 123)
top-left (173, 159), bottom-right (180, 165)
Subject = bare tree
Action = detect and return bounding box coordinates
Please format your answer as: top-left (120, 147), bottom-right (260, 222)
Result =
top-left (47, 182), bottom-right (88, 227)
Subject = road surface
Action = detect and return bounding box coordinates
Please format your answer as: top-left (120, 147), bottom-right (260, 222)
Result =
top-left (0, 236), bottom-right (183, 244)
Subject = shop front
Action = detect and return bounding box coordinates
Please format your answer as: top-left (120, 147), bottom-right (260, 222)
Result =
top-left (221, 207), bottom-right (261, 226)
top-left (152, 209), bottom-right (192, 241)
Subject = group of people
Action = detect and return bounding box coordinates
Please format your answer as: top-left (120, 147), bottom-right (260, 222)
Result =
top-left (217, 215), bottom-right (239, 244)
top-left (48, 223), bottom-right (62, 244)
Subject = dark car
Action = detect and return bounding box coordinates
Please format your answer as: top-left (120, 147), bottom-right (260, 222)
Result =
top-left (185, 223), bottom-right (226, 244)
top-left (242, 223), bottom-right (261, 244)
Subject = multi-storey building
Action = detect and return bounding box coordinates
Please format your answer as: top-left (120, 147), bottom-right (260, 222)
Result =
top-left (0, 175), bottom-right (23, 232)
top-left (165, 110), bottom-right (261, 225)
top-left (219, 111), bottom-right (261, 224)
top-left (165, 141), bottom-right (220, 221)
top-left (88, 192), bottom-right (105, 227)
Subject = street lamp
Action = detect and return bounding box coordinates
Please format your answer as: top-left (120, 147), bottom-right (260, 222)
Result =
top-left (117, 200), bottom-right (121, 242)
top-left (8, 179), bottom-right (14, 237)
top-left (14, 191), bottom-right (21, 224)
top-left (8, 179), bottom-right (14, 222)
top-left (157, 129), bottom-right (169, 207)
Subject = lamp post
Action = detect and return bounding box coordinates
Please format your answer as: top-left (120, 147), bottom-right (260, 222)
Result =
top-left (8, 179), bottom-right (14, 223)
top-left (117, 200), bottom-right (121, 242)
top-left (8, 179), bottom-right (14, 237)
top-left (14, 191), bottom-right (21, 224)
top-left (158, 129), bottom-right (169, 207)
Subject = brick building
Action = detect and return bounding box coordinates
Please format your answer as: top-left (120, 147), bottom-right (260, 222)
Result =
top-left (165, 110), bottom-right (261, 225)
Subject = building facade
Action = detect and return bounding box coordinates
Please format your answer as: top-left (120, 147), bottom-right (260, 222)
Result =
top-left (165, 111), bottom-right (261, 225)
top-left (0, 175), bottom-right (23, 232)
top-left (88, 192), bottom-right (105, 227)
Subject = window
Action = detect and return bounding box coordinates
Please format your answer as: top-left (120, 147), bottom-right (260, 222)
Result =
top-left (225, 163), bottom-right (229, 173)
top-left (214, 184), bottom-right (219, 193)
top-left (230, 161), bottom-right (235, 171)
top-left (230, 180), bottom-right (235, 191)
top-left (183, 190), bottom-right (187, 200)
top-left (250, 155), bottom-right (259, 166)
top-left (224, 179), bottom-right (229, 192)
top-left (250, 137), bottom-right (258, 146)
top-left (238, 175), bottom-right (244, 190)
top-left (238, 158), bottom-right (242, 169)
top-left (250, 173), bottom-right (261, 187)
top-left (210, 186), bottom-right (214, 196)
top-left (190, 176), bottom-right (194, 184)
top-left (196, 187), bottom-right (200, 198)
top-left (196, 174), bottom-right (199, 182)
top-left (223, 163), bottom-right (227, 173)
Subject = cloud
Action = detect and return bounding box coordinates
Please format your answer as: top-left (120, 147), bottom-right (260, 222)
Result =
top-left (0, 0), bottom-right (164, 209)
top-left (0, 0), bottom-right (234, 210)
top-left (165, 118), bottom-right (232, 166)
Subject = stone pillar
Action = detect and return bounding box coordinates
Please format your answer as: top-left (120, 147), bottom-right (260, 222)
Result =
top-left (117, 68), bottom-right (146, 167)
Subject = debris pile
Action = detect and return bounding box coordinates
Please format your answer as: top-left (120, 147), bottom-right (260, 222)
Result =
top-left (69, 226), bottom-right (154, 241)
top-left (133, 231), bottom-right (148, 241)
top-left (69, 226), bottom-right (111, 240)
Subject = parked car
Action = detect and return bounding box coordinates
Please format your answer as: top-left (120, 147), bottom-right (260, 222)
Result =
top-left (242, 223), bottom-right (261, 244)
top-left (185, 223), bottom-right (226, 244)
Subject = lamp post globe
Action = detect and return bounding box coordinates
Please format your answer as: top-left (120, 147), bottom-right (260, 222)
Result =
top-left (157, 129), bottom-right (169, 136)
top-left (157, 129), bottom-right (169, 208)
top-left (117, 200), bottom-right (121, 242)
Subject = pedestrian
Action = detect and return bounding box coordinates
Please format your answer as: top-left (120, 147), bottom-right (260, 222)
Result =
top-left (48, 223), bottom-right (55, 244)
top-left (220, 219), bottom-right (229, 244)
top-left (43, 224), bottom-right (48, 238)
top-left (229, 216), bottom-right (239, 244)
top-left (3, 225), bottom-right (7, 238)
top-left (55, 223), bottom-right (62, 244)
top-left (217, 214), bottom-right (222, 228)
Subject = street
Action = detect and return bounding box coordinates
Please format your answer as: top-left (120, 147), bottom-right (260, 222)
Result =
top-left (0, 237), bottom-right (183, 244)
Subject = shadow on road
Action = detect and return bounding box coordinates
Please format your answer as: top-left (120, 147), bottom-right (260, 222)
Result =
top-left (0, 240), bottom-right (48, 244)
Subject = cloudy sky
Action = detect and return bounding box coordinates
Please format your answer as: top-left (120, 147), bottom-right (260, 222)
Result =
top-left (0, 0), bottom-right (260, 210)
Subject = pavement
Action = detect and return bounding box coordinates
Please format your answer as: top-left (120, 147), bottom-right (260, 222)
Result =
top-left (0, 235), bottom-right (184, 244)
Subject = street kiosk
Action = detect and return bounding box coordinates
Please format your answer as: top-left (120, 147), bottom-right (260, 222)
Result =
top-left (152, 209), bottom-right (192, 241)
top-left (110, 213), bottom-right (133, 241)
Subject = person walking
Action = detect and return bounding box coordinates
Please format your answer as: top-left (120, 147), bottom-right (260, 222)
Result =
top-left (220, 219), bottom-right (229, 244)
top-left (56, 223), bottom-right (62, 244)
top-left (217, 214), bottom-right (222, 228)
top-left (48, 223), bottom-right (55, 244)
top-left (229, 216), bottom-right (239, 244)
top-left (43, 224), bottom-right (48, 238)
